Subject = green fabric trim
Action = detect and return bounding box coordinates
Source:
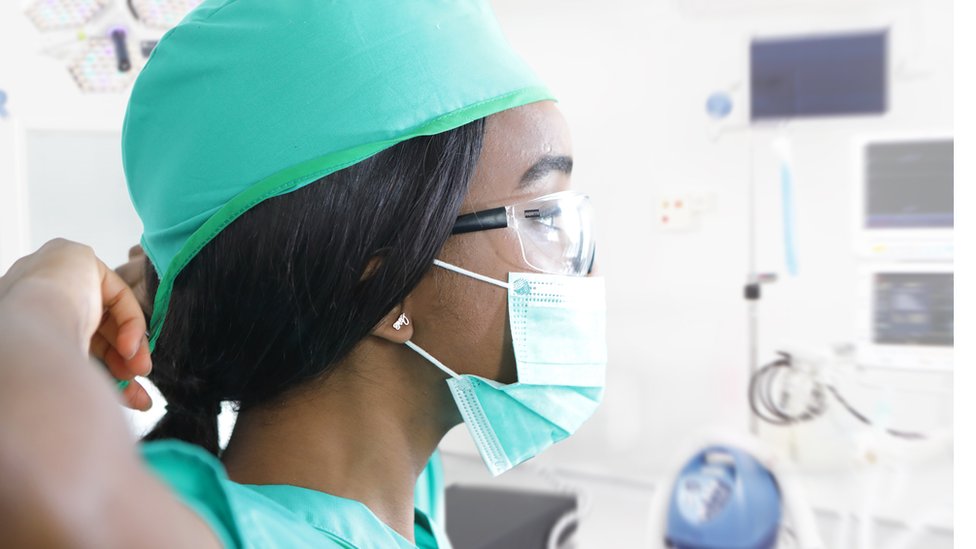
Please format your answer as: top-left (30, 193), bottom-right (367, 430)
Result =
top-left (147, 86), bottom-right (554, 352)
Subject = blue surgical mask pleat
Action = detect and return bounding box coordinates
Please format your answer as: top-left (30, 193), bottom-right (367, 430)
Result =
top-left (509, 272), bottom-right (607, 387)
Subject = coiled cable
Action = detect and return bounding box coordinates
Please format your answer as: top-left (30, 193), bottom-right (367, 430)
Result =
top-left (749, 352), bottom-right (926, 440)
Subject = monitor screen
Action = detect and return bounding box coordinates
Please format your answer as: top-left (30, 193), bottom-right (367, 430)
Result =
top-left (873, 272), bottom-right (953, 347)
top-left (751, 30), bottom-right (887, 120)
top-left (865, 139), bottom-right (954, 229)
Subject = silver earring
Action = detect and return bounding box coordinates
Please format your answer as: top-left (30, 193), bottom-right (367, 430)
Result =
top-left (393, 313), bottom-right (410, 331)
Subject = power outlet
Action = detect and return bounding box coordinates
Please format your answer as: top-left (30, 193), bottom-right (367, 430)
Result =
top-left (656, 192), bottom-right (711, 232)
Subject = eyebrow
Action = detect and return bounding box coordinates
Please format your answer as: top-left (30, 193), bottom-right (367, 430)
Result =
top-left (519, 155), bottom-right (573, 188)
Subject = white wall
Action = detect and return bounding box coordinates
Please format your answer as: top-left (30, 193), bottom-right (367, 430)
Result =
top-left (0, 1), bottom-right (135, 271)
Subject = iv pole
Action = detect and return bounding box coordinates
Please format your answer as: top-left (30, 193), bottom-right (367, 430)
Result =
top-left (706, 89), bottom-right (784, 436)
top-left (746, 128), bottom-right (760, 435)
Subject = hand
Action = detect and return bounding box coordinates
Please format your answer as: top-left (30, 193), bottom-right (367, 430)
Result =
top-left (113, 244), bottom-right (152, 322)
top-left (0, 238), bottom-right (153, 410)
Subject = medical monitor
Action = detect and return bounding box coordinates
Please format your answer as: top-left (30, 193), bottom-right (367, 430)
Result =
top-left (750, 30), bottom-right (888, 120)
top-left (856, 264), bottom-right (953, 371)
top-left (854, 136), bottom-right (953, 261)
top-left (866, 139), bottom-right (953, 229)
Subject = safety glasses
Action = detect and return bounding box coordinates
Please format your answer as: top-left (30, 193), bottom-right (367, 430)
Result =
top-left (452, 190), bottom-right (596, 276)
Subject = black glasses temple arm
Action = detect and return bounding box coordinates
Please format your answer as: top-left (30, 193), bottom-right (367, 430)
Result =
top-left (451, 207), bottom-right (508, 235)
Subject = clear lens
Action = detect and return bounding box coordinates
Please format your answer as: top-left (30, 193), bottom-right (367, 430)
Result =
top-left (509, 191), bottom-right (595, 276)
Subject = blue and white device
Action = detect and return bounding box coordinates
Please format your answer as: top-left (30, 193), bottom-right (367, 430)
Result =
top-left (665, 446), bottom-right (781, 549)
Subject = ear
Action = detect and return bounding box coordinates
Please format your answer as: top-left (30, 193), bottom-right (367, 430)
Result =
top-left (371, 300), bottom-right (414, 345)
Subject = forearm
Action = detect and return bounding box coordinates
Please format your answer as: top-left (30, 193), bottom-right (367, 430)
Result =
top-left (0, 282), bottom-right (222, 548)
top-left (0, 282), bottom-right (139, 545)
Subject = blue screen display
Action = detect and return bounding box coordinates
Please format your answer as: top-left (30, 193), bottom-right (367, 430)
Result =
top-left (874, 273), bottom-right (953, 347)
top-left (751, 30), bottom-right (887, 120)
top-left (865, 139), bottom-right (954, 229)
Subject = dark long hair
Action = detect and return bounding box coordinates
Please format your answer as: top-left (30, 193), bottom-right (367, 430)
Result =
top-left (143, 119), bottom-right (487, 455)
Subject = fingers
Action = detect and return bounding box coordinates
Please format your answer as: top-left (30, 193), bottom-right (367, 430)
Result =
top-left (91, 257), bottom-right (153, 384)
top-left (128, 244), bottom-right (145, 260)
top-left (114, 258), bottom-right (142, 286)
top-left (4, 238), bottom-right (154, 383)
top-left (90, 331), bottom-right (112, 372)
top-left (113, 259), bottom-right (152, 320)
top-left (121, 378), bottom-right (153, 411)
top-left (97, 259), bottom-right (147, 362)
top-left (91, 329), bottom-right (151, 380)
top-left (100, 313), bottom-right (152, 377)
top-left (132, 279), bottom-right (152, 321)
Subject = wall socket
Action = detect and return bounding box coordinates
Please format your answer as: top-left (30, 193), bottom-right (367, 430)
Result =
top-left (656, 191), bottom-right (712, 232)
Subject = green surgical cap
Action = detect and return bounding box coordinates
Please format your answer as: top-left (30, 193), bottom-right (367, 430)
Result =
top-left (122, 0), bottom-right (555, 352)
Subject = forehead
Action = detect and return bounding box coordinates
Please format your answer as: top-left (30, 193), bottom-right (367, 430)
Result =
top-left (463, 101), bottom-right (572, 209)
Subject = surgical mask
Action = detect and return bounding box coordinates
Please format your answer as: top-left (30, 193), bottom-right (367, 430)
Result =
top-left (406, 259), bottom-right (607, 476)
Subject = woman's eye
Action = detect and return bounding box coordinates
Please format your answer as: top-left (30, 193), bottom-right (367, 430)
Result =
top-left (527, 220), bottom-right (568, 245)
top-left (529, 217), bottom-right (558, 232)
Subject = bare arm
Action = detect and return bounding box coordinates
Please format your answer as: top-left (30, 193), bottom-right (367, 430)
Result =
top-left (0, 239), bottom-right (222, 548)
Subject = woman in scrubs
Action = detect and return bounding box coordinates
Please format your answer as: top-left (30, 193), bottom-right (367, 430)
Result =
top-left (0, 1), bottom-right (604, 547)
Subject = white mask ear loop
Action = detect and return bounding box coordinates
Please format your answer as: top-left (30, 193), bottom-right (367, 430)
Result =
top-left (433, 259), bottom-right (509, 289)
top-left (405, 340), bottom-right (461, 379)
top-left (408, 260), bottom-right (508, 379)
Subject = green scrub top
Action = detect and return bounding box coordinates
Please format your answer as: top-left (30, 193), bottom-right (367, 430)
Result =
top-left (140, 440), bottom-right (451, 549)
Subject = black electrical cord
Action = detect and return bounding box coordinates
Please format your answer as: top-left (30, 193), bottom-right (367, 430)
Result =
top-left (748, 352), bottom-right (925, 440)
top-left (748, 352), bottom-right (826, 426)
top-left (824, 385), bottom-right (926, 440)
top-left (126, 0), bottom-right (139, 20)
